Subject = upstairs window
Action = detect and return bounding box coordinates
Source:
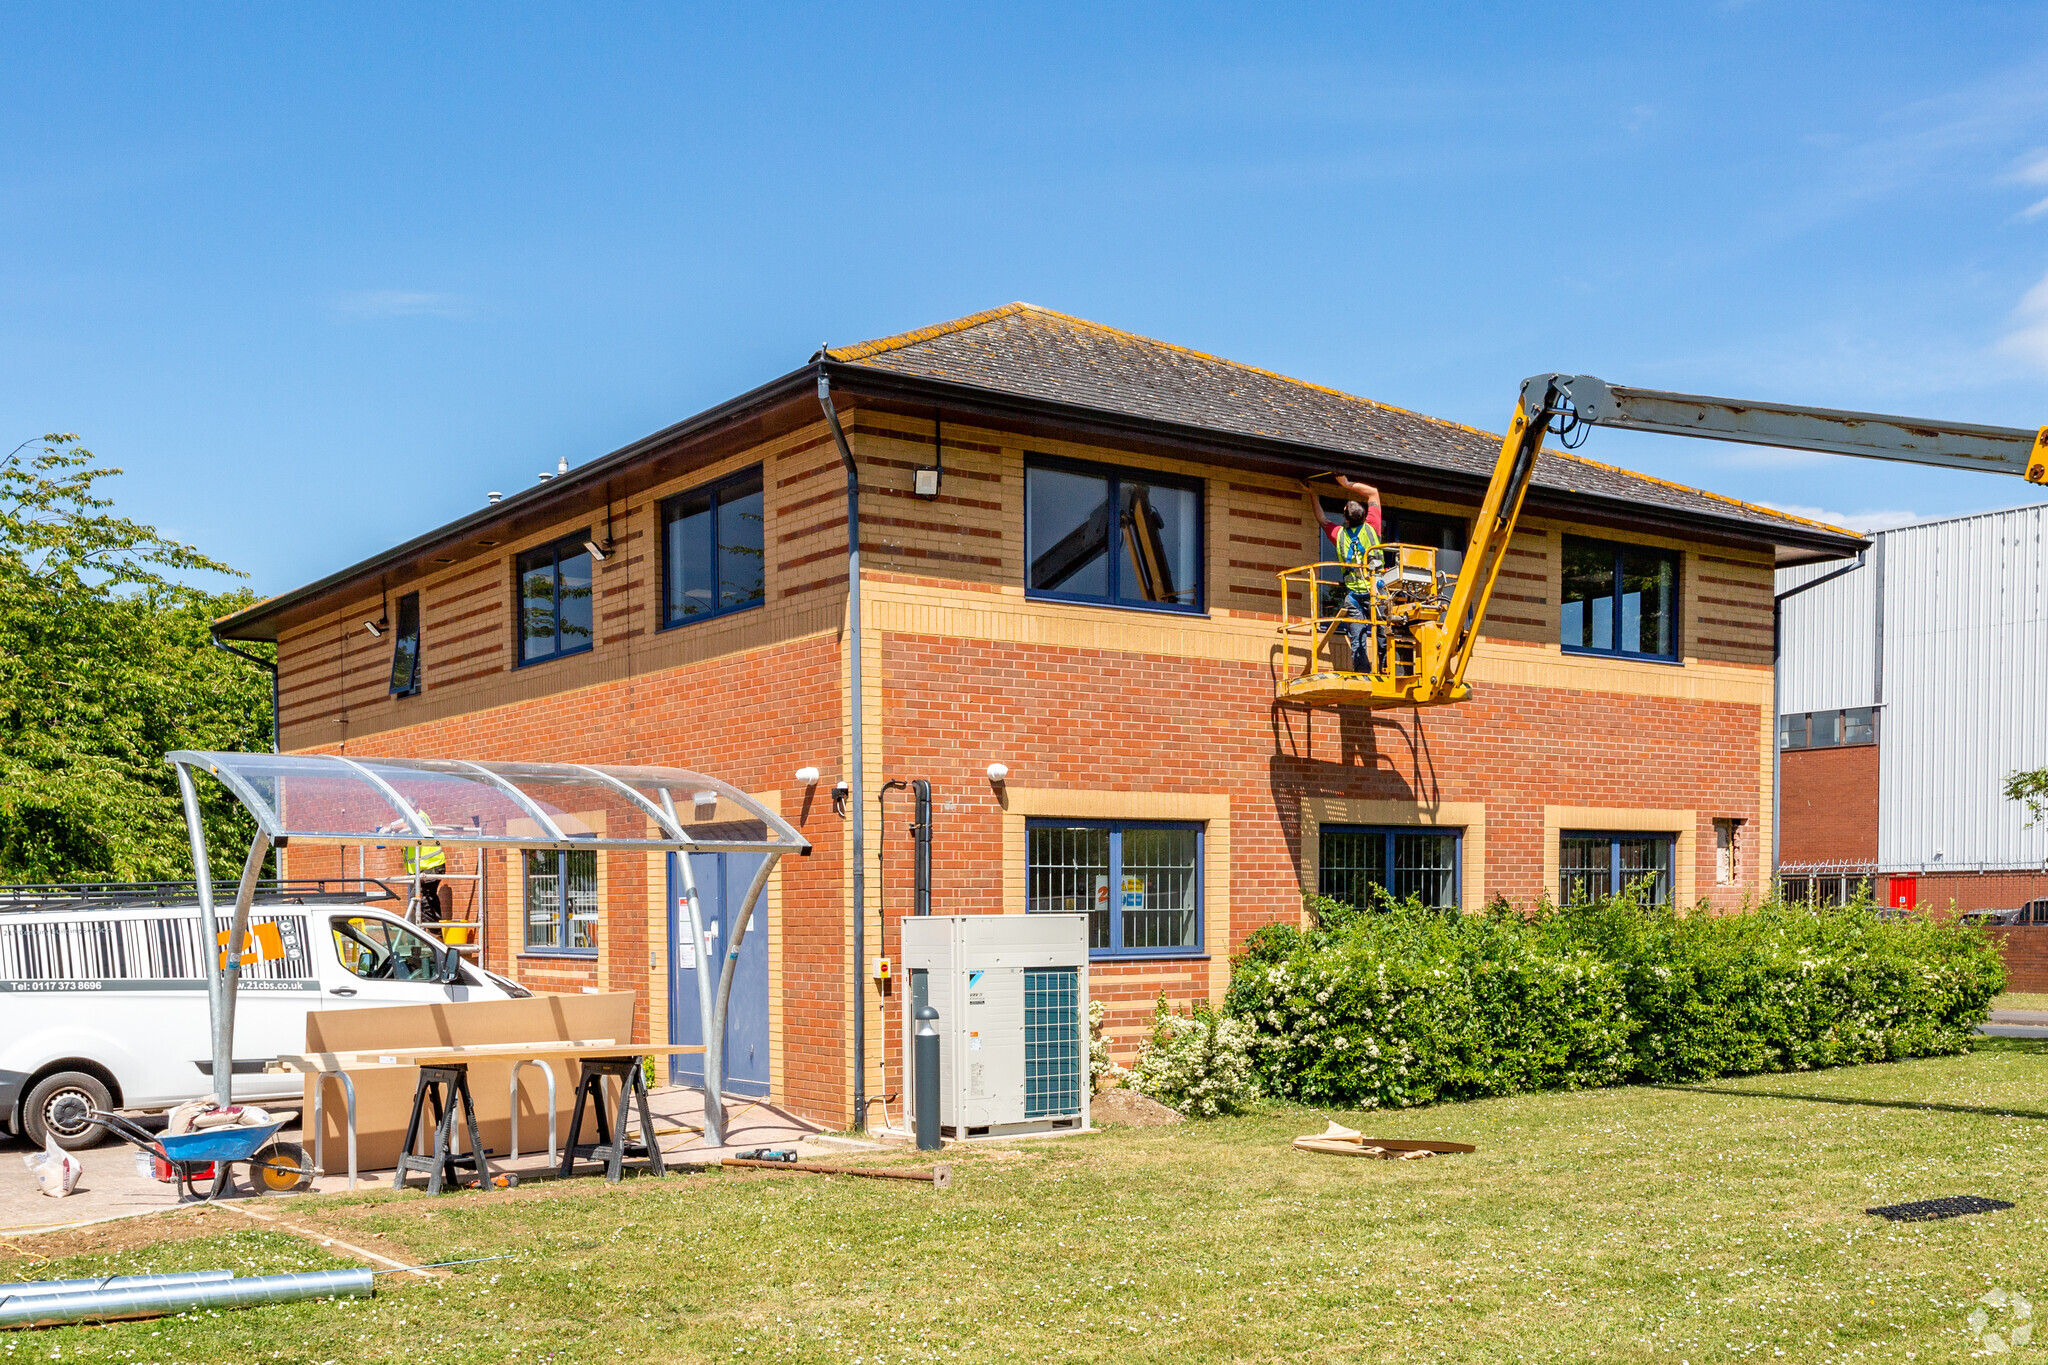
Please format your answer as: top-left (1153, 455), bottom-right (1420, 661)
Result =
top-left (1779, 707), bottom-right (1877, 750)
top-left (388, 592), bottom-right (421, 697)
top-left (517, 533), bottom-right (594, 666)
top-left (663, 469), bottom-right (765, 627)
top-left (1025, 459), bottom-right (1202, 612)
top-left (1561, 537), bottom-right (1678, 660)
top-left (1381, 509), bottom-right (1468, 575)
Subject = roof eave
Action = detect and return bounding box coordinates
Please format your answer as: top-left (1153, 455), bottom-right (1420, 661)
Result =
top-left (214, 362), bottom-right (822, 640)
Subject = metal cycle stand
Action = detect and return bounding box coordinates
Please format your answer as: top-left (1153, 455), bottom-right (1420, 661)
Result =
top-left (507, 1057), bottom-right (558, 1164)
top-left (559, 1056), bottom-right (665, 1183)
top-left (393, 1063), bottom-right (493, 1195)
top-left (309, 1070), bottom-right (359, 1192)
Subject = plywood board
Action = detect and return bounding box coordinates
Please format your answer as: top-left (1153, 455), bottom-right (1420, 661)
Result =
top-left (303, 993), bottom-right (638, 1171)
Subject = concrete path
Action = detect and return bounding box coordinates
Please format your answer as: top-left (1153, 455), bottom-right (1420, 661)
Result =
top-left (2, 1086), bottom-right (868, 1238)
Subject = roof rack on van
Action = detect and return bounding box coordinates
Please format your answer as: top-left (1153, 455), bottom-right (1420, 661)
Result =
top-left (0, 877), bottom-right (405, 914)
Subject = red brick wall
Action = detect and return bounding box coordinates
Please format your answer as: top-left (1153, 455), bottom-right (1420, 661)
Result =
top-left (872, 629), bottom-right (1766, 1085)
top-left (289, 632), bottom-right (850, 1123)
top-left (1778, 745), bottom-right (1879, 866)
top-left (1906, 871), bottom-right (2048, 917)
top-left (1986, 926), bottom-right (2048, 992)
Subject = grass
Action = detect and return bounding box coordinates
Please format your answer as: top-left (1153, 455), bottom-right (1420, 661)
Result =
top-left (1992, 991), bottom-right (2048, 1012)
top-left (9, 1043), bottom-right (2048, 1363)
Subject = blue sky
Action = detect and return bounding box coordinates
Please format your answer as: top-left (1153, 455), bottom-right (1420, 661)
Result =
top-left (6, 2), bottom-right (2048, 596)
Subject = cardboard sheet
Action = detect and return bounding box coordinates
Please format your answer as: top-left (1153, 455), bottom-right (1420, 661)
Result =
top-left (303, 993), bottom-right (639, 1172)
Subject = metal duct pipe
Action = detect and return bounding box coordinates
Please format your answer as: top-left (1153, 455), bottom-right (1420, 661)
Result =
top-left (911, 780), bottom-right (931, 917)
top-left (0, 1269), bottom-right (373, 1329)
top-left (0, 1271), bottom-right (234, 1299)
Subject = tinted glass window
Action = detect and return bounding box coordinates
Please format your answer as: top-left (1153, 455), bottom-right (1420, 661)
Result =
top-left (516, 535), bottom-right (594, 664)
top-left (1561, 542), bottom-right (1615, 651)
top-left (1383, 510), bottom-right (1468, 574)
top-left (1027, 461), bottom-right (1203, 612)
top-left (664, 470), bottom-right (764, 626)
top-left (1117, 481), bottom-right (1200, 607)
top-left (388, 593), bottom-right (421, 695)
top-left (1562, 538), bottom-right (1679, 660)
top-left (1027, 467), bottom-right (1112, 598)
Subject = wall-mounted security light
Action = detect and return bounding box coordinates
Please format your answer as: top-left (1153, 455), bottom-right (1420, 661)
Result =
top-left (985, 763), bottom-right (1009, 784)
top-left (363, 620), bottom-right (385, 637)
top-left (914, 466), bottom-right (941, 498)
top-left (795, 767), bottom-right (821, 786)
top-left (584, 539), bottom-right (609, 562)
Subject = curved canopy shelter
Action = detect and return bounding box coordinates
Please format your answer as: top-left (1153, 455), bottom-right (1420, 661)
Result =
top-left (167, 751), bottom-right (808, 1146)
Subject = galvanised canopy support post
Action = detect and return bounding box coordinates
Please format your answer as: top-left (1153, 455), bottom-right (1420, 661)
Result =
top-left (705, 850), bottom-right (777, 1148)
top-left (174, 763), bottom-right (229, 1106)
top-left (657, 791), bottom-right (716, 1123)
top-left (216, 829), bottom-right (272, 1107)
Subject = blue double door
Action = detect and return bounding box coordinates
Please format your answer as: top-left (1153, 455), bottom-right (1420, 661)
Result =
top-left (667, 852), bottom-right (771, 1097)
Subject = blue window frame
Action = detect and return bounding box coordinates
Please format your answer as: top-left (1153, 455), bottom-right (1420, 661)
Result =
top-left (1024, 819), bottom-right (1203, 958)
top-left (1561, 536), bottom-right (1679, 661)
top-left (1024, 457), bottom-right (1204, 614)
top-left (1560, 831), bottom-right (1675, 906)
top-left (516, 532), bottom-right (594, 666)
top-left (661, 468), bottom-right (765, 629)
top-left (524, 849), bottom-right (597, 955)
top-left (1317, 825), bottom-right (1462, 909)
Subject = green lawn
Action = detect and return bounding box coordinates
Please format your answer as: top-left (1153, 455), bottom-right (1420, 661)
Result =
top-left (10, 1043), bottom-right (2048, 1363)
top-left (1994, 991), bottom-right (2048, 1012)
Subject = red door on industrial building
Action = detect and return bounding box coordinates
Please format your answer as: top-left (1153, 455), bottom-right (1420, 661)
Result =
top-left (1888, 877), bottom-right (1917, 911)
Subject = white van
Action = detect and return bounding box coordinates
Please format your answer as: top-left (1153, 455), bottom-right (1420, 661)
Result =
top-left (0, 882), bottom-right (526, 1148)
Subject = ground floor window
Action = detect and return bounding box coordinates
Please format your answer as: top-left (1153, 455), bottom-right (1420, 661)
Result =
top-left (1778, 874), bottom-right (1872, 907)
top-left (1561, 832), bottom-right (1674, 905)
top-left (525, 849), bottom-right (597, 953)
top-left (1318, 826), bottom-right (1461, 909)
top-left (1025, 820), bottom-right (1202, 957)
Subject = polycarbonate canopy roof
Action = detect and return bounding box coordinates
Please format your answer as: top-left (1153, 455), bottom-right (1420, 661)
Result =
top-left (167, 751), bottom-right (807, 854)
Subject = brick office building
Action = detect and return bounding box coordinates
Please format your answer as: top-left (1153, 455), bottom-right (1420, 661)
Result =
top-left (216, 304), bottom-right (1863, 1128)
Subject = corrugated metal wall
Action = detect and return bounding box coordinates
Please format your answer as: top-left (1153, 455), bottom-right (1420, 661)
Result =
top-left (1776, 557), bottom-right (1877, 713)
top-left (1778, 503), bottom-right (2048, 874)
top-left (1876, 505), bottom-right (2048, 872)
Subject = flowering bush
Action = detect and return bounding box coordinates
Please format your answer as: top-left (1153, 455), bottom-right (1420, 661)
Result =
top-left (1088, 999), bottom-right (1127, 1093)
top-left (1126, 995), bottom-right (1258, 1118)
top-left (1227, 892), bottom-right (2002, 1110)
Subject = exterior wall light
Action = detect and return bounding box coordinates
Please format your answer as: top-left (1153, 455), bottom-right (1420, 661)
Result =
top-left (986, 763), bottom-right (1009, 784)
top-left (795, 766), bottom-right (821, 785)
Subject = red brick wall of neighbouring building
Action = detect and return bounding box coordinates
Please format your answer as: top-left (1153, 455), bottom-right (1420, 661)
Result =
top-left (1985, 926), bottom-right (2048, 992)
top-left (1905, 871), bottom-right (2048, 918)
top-left (1779, 744), bottom-right (1879, 867)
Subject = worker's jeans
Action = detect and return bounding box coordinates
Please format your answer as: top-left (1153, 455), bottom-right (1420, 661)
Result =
top-left (1339, 590), bottom-right (1374, 670)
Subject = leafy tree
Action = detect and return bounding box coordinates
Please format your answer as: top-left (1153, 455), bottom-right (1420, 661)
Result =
top-left (2009, 768), bottom-right (2048, 830)
top-left (0, 435), bottom-right (273, 882)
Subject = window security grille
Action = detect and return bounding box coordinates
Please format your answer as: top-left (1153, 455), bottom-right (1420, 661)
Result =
top-left (1023, 968), bottom-right (1082, 1119)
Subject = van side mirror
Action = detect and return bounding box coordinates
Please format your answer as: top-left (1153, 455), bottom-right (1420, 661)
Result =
top-left (437, 949), bottom-right (464, 985)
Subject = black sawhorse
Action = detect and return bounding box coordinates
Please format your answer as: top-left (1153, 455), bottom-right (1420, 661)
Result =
top-left (559, 1055), bottom-right (665, 1182)
top-left (394, 1063), bottom-right (496, 1194)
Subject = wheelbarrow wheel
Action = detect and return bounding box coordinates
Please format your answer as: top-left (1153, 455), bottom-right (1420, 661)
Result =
top-left (248, 1141), bottom-right (314, 1194)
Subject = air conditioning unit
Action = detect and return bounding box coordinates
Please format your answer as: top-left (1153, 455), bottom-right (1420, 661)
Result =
top-left (900, 914), bottom-right (1090, 1138)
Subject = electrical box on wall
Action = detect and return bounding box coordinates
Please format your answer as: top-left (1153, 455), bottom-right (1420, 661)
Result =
top-left (900, 914), bottom-right (1090, 1138)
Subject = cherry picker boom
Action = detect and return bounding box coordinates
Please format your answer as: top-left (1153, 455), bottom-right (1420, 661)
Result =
top-left (1276, 374), bottom-right (2048, 709)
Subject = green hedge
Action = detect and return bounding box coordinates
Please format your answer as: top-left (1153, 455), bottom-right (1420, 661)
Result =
top-left (1226, 893), bottom-right (2004, 1110)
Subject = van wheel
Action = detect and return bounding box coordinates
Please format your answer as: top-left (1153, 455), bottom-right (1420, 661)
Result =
top-left (23, 1072), bottom-right (111, 1151)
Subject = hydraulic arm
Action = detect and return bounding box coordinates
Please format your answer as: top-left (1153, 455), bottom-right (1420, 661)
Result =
top-left (1277, 375), bottom-right (2048, 710)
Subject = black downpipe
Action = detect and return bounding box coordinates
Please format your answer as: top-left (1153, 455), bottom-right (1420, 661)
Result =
top-left (816, 364), bottom-right (868, 1131)
top-left (911, 779), bottom-right (932, 917)
top-left (211, 634), bottom-right (280, 754)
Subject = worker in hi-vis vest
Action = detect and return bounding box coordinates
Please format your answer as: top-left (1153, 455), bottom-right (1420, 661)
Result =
top-left (1308, 473), bottom-right (1383, 671)
top-left (402, 810), bottom-right (446, 923)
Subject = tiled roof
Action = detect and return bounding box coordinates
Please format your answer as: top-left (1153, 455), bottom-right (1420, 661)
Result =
top-left (829, 303), bottom-right (1855, 542)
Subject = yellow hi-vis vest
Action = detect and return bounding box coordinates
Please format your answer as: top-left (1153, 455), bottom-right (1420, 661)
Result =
top-left (1335, 523), bottom-right (1381, 593)
top-left (404, 811), bottom-right (444, 876)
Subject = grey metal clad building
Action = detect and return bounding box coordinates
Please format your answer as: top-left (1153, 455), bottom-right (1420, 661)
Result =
top-left (1775, 501), bottom-right (2048, 910)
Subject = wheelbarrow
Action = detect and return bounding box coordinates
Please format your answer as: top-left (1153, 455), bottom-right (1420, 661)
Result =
top-left (87, 1108), bottom-right (314, 1202)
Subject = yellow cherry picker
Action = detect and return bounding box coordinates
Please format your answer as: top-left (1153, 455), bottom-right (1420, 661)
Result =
top-left (1277, 374), bottom-right (2048, 708)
